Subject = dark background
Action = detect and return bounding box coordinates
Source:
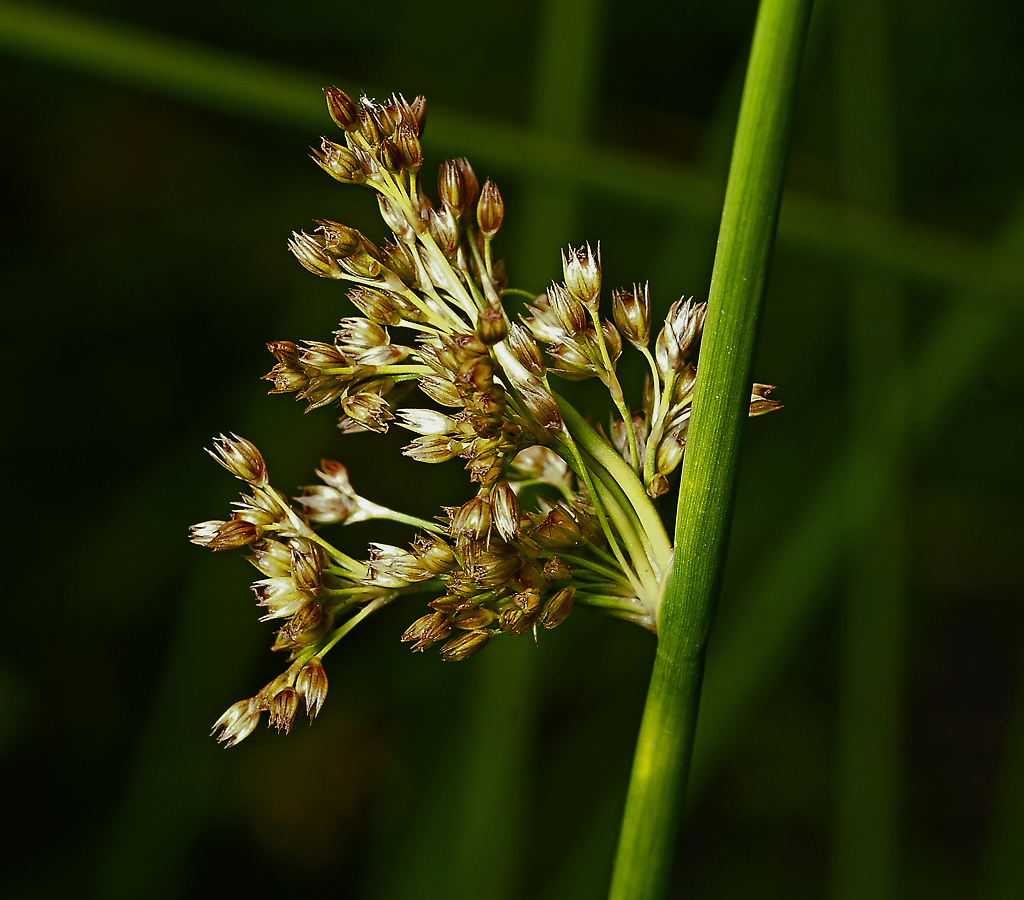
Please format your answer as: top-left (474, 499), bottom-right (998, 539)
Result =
top-left (1, 0), bottom-right (1022, 897)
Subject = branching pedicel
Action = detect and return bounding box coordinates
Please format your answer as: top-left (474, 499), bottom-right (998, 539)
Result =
top-left (192, 88), bottom-right (781, 746)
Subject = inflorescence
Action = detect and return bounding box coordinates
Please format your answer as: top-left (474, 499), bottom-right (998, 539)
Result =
top-left (192, 87), bottom-right (781, 747)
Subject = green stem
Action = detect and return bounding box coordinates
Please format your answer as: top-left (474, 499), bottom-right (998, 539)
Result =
top-left (608, 0), bottom-right (813, 897)
top-left (554, 393), bottom-right (672, 573)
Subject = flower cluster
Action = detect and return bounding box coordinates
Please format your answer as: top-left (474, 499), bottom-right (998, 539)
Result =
top-left (193, 87), bottom-right (780, 746)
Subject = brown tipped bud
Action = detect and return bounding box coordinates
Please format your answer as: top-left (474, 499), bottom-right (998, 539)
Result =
top-left (548, 283), bottom-right (588, 336)
top-left (519, 383), bottom-right (562, 433)
top-left (533, 507), bottom-right (585, 550)
top-left (269, 687), bottom-right (300, 733)
top-left (357, 100), bottom-right (382, 143)
top-left (513, 589), bottom-right (542, 614)
top-left (646, 473), bottom-right (671, 498)
top-left (414, 536), bottom-right (458, 574)
top-left (454, 158), bottom-right (479, 212)
top-left (376, 138), bottom-right (403, 174)
top-left (656, 298), bottom-right (706, 373)
top-left (490, 481), bottom-right (520, 542)
top-left (311, 138), bottom-right (365, 183)
top-left (749, 384), bottom-right (784, 417)
top-left (289, 230), bottom-right (345, 279)
top-left (507, 324), bottom-right (546, 377)
top-left (378, 195), bottom-right (416, 244)
top-left (393, 122), bottom-right (423, 172)
top-left (324, 86), bottom-right (358, 130)
top-left (340, 392), bottom-right (393, 433)
top-left (499, 605), bottom-right (531, 636)
top-left (562, 243), bottom-right (602, 310)
top-left (655, 423), bottom-right (687, 476)
top-left (189, 518), bottom-right (262, 551)
top-left (207, 433), bottom-right (267, 485)
top-left (348, 287), bottom-right (401, 326)
top-left (340, 249), bottom-right (383, 279)
top-left (542, 556), bottom-right (572, 580)
top-left (429, 205), bottom-right (460, 255)
top-left (453, 607), bottom-right (498, 630)
top-left (612, 283), bottom-right (651, 347)
top-left (409, 95), bottom-right (427, 134)
top-left (539, 586), bottom-right (575, 630)
top-left (401, 611), bottom-right (453, 651)
top-left (439, 629), bottom-right (492, 661)
top-left (295, 658), bottom-right (329, 719)
top-left (438, 159), bottom-right (466, 213)
top-left (477, 306), bottom-right (508, 346)
top-left (403, 434), bottom-right (460, 464)
top-left (290, 546), bottom-right (324, 596)
top-left (211, 698), bottom-right (261, 747)
top-left (452, 496), bottom-right (491, 542)
top-left (477, 179), bottom-right (504, 237)
top-left (314, 219), bottom-right (361, 257)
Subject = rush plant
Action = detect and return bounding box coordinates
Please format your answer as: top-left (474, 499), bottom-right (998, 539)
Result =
top-left (192, 0), bottom-right (811, 895)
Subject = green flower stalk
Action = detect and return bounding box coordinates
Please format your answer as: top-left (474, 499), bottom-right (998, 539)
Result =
top-left (191, 87), bottom-right (780, 745)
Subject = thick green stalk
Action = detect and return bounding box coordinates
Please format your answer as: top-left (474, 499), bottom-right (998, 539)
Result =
top-left (608, 1), bottom-right (812, 897)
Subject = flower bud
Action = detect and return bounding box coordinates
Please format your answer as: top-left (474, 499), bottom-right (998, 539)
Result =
top-left (749, 384), bottom-right (783, 417)
top-left (314, 219), bottom-right (361, 257)
top-left (476, 306), bottom-right (508, 346)
top-left (452, 496), bottom-right (491, 542)
top-left (438, 159), bottom-right (466, 213)
top-left (189, 518), bottom-right (262, 551)
top-left (295, 658), bottom-right (329, 719)
top-left (291, 546), bottom-right (324, 596)
top-left (414, 536), bottom-right (458, 574)
top-left (340, 392), bottom-right (393, 433)
top-left (403, 434), bottom-right (460, 464)
top-left (532, 507), bottom-right (585, 550)
top-left (401, 611), bottom-right (452, 651)
top-left (393, 122), bottom-right (423, 172)
top-left (211, 698), bottom-right (260, 747)
top-left (562, 243), bottom-right (601, 311)
top-left (311, 138), bottom-right (364, 183)
top-left (347, 287), bottom-right (400, 326)
top-left (548, 283), bottom-right (588, 336)
top-left (646, 473), bottom-right (671, 498)
top-left (207, 433), bottom-right (267, 485)
top-left (409, 95), bottom-right (427, 134)
top-left (376, 138), bottom-right (403, 174)
top-left (542, 556), bottom-right (571, 580)
top-left (324, 86), bottom-right (358, 130)
top-left (397, 408), bottom-right (457, 435)
top-left (453, 607), bottom-right (498, 630)
top-left (507, 324), bottom-right (545, 377)
top-left (357, 100), bottom-right (382, 142)
top-left (612, 283), bottom-right (651, 347)
top-left (477, 179), bottom-right (504, 238)
top-left (490, 481), bottom-right (520, 542)
top-left (288, 230), bottom-right (344, 279)
top-left (429, 205), bottom-right (459, 255)
top-left (439, 629), bottom-right (492, 661)
top-left (539, 586), bottom-right (575, 630)
top-left (269, 687), bottom-right (300, 733)
top-left (499, 605), bottom-right (531, 636)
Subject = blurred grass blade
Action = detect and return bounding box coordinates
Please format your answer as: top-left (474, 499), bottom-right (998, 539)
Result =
top-left (609, 2), bottom-right (814, 897)
top-left (2, 1), bottom-right (1022, 296)
top-left (832, 0), bottom-right (906, 897)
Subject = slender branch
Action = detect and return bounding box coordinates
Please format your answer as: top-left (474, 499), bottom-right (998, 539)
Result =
top-left (608, 1), bottom-right (813, 897)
